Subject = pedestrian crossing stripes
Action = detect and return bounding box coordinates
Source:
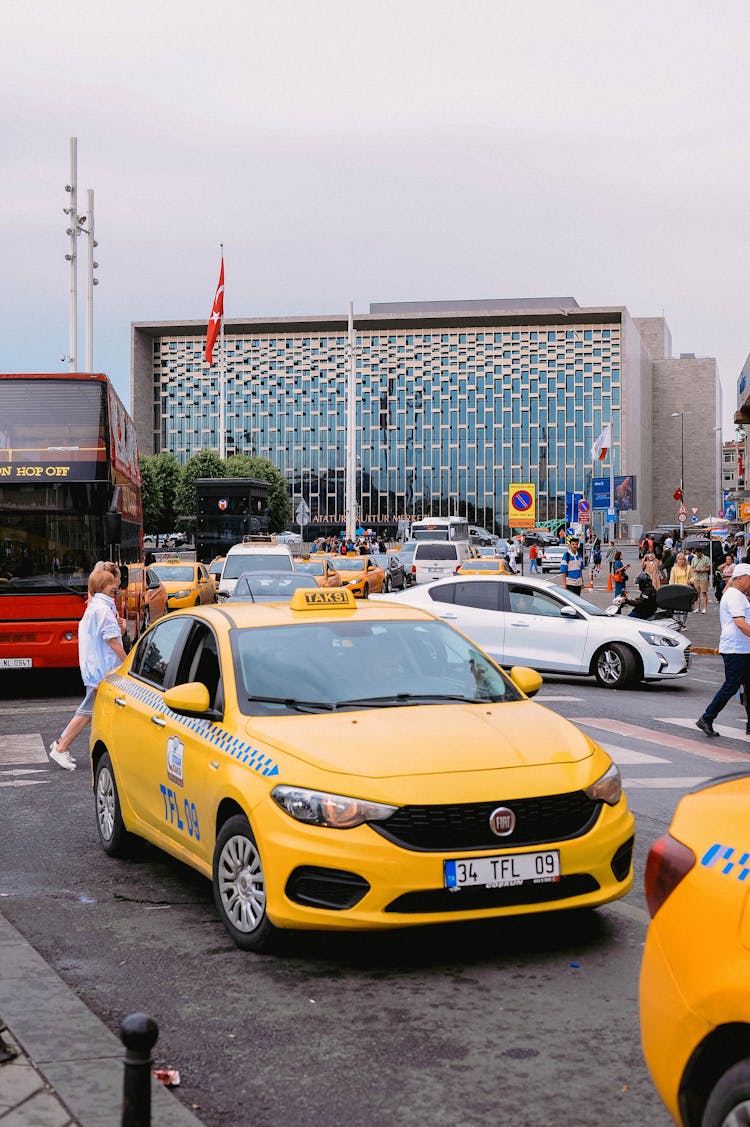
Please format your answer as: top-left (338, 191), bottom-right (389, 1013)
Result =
top-left (577, 717), bottom-right (749, 765)
top-left (0, 735), bottom-right (49, 766)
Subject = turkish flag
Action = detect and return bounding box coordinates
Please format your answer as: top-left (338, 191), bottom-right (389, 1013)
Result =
top-left (205, 256), bottom-right (224, 367)
top-left (673, 487), bottom-right (684, 501)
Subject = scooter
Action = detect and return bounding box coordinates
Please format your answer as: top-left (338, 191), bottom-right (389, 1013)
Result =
top-left (606, 583), bottom-right (696, 632)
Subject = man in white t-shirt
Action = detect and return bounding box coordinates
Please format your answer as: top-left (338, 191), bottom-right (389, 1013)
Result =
top-left (697, 563), bottom-right (750, 737)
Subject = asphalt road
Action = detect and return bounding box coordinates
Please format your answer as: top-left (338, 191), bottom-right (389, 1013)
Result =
top-left (0, 652), bottom-right (746, 1127)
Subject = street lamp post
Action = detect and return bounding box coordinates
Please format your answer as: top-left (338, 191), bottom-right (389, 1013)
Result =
top-left (671, 411), bottom-right (685, 540)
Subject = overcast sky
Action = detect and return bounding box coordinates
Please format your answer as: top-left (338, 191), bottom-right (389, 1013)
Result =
top-left (3, 0), bottom-right (749, 433)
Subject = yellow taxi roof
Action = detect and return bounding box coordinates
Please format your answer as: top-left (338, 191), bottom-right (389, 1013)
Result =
top-left (178, 594), bottom-right (433, 631)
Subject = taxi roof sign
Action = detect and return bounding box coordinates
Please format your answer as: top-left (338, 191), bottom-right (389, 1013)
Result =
top-left (289, 588), bottom-right (357, 612)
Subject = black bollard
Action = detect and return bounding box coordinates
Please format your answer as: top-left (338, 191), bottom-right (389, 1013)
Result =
top-left (120, 1012), bottom-right (159, 1127)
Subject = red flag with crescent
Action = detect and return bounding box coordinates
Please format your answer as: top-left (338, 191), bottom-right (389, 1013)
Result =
top-left (205, 256), bottom-right (224, 367)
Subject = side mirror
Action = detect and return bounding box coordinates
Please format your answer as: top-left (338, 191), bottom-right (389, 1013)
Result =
top-left (509, 666), bottom-right (543, 697)
top-left (164, 681), bottom-right (211, 715)
top-left (560, 605), bottom-right (579, 618)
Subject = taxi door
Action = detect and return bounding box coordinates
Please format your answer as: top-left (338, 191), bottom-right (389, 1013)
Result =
top-left (115, 617), bottom-right (214, 864)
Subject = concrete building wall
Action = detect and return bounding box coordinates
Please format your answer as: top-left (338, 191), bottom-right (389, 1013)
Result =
top-left (622, 311), bottom-right (654, 532)
top-left (651, 356), bottom-right (720, 526)
top-left (633, 317), bottom-right (672, 363)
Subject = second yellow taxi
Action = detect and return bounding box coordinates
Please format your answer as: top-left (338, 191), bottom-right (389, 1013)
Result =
top-left (150, 558), bottom-right (216, 610)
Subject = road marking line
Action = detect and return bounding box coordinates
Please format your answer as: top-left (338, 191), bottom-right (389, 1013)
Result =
top-left (0, 705), bottom-right (74, 714)
top-left (601, 743), bottom-right (670, 765)
top-left (663, 717), bottom-right (750, 745)
top-left (0, 780), bottom-right (49, 788)
top-left (623, 776), bottom-right (710, 788)
top-left (0, 735), bottom-right (49, 765)
top-left (536, 694), bottom-right (584, 702)
top-left (577, 718), bottom-right (749, 764)
top-left (0, 768), bottom-right (48, 777)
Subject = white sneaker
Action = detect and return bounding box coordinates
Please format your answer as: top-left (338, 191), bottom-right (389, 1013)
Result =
top-left (49, 741), bottom-right (76, 771)
top-left (701, 609), bottom-right (706, 614)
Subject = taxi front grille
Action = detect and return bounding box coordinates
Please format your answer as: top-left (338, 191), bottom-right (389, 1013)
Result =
top-left (371, 792), bottom-right (599, 852)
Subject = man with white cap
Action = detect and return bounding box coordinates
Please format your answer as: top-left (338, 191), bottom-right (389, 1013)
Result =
top-left (696, 562), bottom-right (750, 737)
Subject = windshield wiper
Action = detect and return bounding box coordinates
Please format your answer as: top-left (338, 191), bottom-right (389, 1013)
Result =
top-left (334, 692), bottom-right (491, 709)
top-left (245, 694), bottom-right (335, 713)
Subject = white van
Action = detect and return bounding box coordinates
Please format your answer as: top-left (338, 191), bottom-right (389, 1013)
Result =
top-left (411, 540), bottom-right (472, 584)
top-left (219, 542), bottom-right (294, 599)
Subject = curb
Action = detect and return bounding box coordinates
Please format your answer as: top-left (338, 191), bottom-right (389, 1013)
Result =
top-left (0, 914), bottom-right (202, 1127)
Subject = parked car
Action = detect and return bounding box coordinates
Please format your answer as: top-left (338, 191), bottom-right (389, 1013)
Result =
top-left (640, 769), bottom-right (750, 1126)
top-left (468, 525), bottom-right (497, 548)
top-left (389, 541), bottom-right (418, 584)
top-left (371, 552), bottom-right (407, 591)
top-left (539, 544), bottom-right (570, 573)
top-left (275, 531), bottom-right (303, 544)
top-left (375, 573), bottom-right (691, 689)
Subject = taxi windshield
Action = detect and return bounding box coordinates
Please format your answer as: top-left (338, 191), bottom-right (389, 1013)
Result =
top-left (152, 565), bottom-right (194, 582)
top-left (333, 557), bottom-right (370, 572)
top-left (233, 618), bottom-right (521, 715)
top-left (294, 560), bottom-right (325, 575)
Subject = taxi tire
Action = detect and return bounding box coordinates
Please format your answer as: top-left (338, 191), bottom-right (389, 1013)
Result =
top-left (382, 576), bottom-right (392, 593)
top-left (362, 583), bottom-right (369, 599)
top-left (212, 815), bottom-right (278, 953)
top-left (94, 752), bottom-right (131, 857)
top-left (593, 643), bottom-right (637, 689)
top-left (702, 1060), bottom-right (750, 1127)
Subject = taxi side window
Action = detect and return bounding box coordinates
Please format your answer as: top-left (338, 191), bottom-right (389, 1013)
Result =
top-left (177, 623), bottom-right (223, 713)
top-left (131, 617), bottom-right (188, 688)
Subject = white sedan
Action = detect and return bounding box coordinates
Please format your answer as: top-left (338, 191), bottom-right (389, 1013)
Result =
top-left (374, 574), bottom-right (690, 689)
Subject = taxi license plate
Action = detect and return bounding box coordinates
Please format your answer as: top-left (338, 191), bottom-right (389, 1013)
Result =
top-left (444, 850), bottom-right (560, 889)
top-left (0, 658), bottom-right (32, 669)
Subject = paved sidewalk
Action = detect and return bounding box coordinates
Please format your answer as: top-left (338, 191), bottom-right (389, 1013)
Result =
top-left (0, 914), bottom-right (202, 1127)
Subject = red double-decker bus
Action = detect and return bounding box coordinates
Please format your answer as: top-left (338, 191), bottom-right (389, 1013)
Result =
top-left (0, 372), bottom-right (147, 670)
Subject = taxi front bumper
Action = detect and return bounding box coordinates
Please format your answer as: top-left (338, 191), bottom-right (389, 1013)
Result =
top-left (252, 796), bottom-right (635, 932)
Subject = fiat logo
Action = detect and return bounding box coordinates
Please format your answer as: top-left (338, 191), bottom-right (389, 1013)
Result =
top-left (489, 806), bottom-right (516, 836)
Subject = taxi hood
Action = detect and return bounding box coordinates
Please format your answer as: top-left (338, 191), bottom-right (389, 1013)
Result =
top-left (245, 700), bottom-right (594, 778)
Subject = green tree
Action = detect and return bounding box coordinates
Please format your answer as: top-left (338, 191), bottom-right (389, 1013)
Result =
top-left (139, 456), bottom-right (163, 534)
top-left (224, 453), bottom-right (292, 532)
top-left (174, 450), bottom-right (226, 533)
top-left (151, 453), bottom-right (181, 533)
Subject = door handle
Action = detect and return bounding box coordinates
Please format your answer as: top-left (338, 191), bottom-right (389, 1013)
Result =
top-left (440, 613), bottom-right (457, 620)
top-left (510, 620), bottom-right (531, 628)
top-left (150, 716), bottom-right (166, 728)
top-left (114, 697), bottom-right (127, 707)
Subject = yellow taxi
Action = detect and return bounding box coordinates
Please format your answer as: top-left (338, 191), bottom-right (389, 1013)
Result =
top-left (330, 554), bottom-right (386, 597)
top-left (90, 588), bottom-right (634, 952)
top-left (150, 558), bottom-right (215, 610)
top-left (292, 557), bottom-right (343, 588)
top-left (458, 558), bottom-right (515, 575)
top-left (640, 771), bottom-right (750, 1127)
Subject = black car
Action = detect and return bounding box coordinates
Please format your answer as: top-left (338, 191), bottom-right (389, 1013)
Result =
top-left (389, 542), bottom-right (417, 585)
top-left (371, 553), bottom-right (407, 591)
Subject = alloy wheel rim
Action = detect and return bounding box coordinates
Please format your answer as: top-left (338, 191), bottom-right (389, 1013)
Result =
top-left (599, 649), bottom-right (623, 685)
top-left (218, 834), bottom-right (266, 933)
top-left (96, 767), bottom-right (115, 840)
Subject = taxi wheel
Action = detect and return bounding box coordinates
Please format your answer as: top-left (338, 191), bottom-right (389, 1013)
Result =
top-left (362, 583), bottom-right (369, 599)
top-left (212, 815), bottom-right (278, 952)
top-left (94, 752), bottom-right (131, 856)
top-left (703, 1060), bottom-right (750, 1127)
top-left (382, 576), bottom-right (392, 593)
top-left (593, 643), bottom-right (636, 689)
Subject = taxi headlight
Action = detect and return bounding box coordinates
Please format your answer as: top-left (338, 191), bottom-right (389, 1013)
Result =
top-left (638, 630), bottom-right (679, 647)
top-left (272, 785), bottom-right (398, 829)
top-left (584, 762), bottom-right (622, 806)
top-left (171, 588), bottom-right (191, 599)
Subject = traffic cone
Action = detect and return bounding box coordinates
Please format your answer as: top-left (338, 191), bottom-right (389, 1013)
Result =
top-left (607, 571), bottom-right (613, 592)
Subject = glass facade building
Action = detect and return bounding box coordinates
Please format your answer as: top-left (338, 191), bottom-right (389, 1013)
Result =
top-left (132, 300), bottom-right (689, 534)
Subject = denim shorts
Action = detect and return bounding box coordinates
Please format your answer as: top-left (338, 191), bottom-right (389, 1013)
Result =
top-left (75, 686), bottom-right (98, 717)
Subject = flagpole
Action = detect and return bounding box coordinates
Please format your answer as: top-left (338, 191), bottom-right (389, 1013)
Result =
top-left (219, 243), bottom-right (226, 460)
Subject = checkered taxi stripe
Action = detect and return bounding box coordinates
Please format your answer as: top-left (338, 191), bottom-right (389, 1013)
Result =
top-left (109, 674), bottom-right (279, 777)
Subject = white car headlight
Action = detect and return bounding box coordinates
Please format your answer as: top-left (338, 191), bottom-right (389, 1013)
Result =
top-left (638, 630), bottom-right (679, 647)
top-left (272, 785), bottom-right (397, 829)
top-left (584, 762), bottom-right (622, 806)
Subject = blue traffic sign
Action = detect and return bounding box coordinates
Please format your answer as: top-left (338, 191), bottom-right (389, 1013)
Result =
top-left (691, 514), bottom-right (698, 523)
